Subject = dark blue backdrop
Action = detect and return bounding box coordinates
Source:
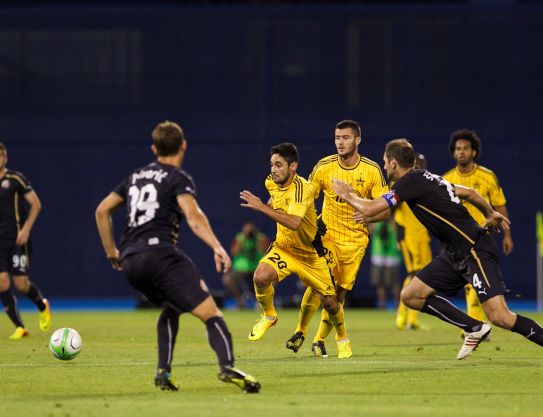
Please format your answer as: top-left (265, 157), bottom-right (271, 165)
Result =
top-left (1, 3), bottom-right (542, 300)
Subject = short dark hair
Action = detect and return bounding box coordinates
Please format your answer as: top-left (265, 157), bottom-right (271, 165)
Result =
top-left (385, 138), bottom-right (415, 169)
top-left (336, 120), bottom-right (362, 138)
top-left (449, 129), bottom-right (481, 160)
top-left (151, 121), bottom-right (185, 156)
top-left (270, 142), bottom-right (299, 165)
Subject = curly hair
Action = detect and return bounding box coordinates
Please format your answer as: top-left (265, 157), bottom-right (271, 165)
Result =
top-left (449, 129), bottom-right (481, 160)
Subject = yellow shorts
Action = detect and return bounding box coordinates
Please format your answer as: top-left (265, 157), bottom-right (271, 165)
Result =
top-left (321, 236), bottom-right (367, 291)
top-left (258, 244), bottom-right (335, 296)
top-left (399, 237), bottom-right (432, 273)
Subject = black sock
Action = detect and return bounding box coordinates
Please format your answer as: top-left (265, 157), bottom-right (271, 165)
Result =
top-left (511, 315), bottom-right (543, 347)
top-left (26, 282), bottom-right (46, 311)
top-left (1, 290), bottom-right (25, 328)
top-left (157, 307), bottom-right (180, 373)
top-left (205, 316), bottom-right (234, 368)
top-left (422, 295), bottom-right (482, 332)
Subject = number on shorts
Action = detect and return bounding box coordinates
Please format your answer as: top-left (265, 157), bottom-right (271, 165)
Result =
top-left (472, 273), bottom-right (482, 289)
top-left (267, 252), bottom-right (287, 269)
top-left (12, 254), bottom-right (27, 270)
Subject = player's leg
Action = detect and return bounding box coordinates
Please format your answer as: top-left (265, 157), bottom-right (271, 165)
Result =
top-left (13, 275), bottom-right (51, 331)
top-left (319, 293), bottom-right (351, 358)
top-left (286, 287), bottom-right (320, 353)
top-left (0, 272), bottom-right (27, 339)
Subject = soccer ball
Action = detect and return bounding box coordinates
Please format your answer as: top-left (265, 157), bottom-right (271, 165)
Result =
top-left (49, 328), bottom-right (82, 360)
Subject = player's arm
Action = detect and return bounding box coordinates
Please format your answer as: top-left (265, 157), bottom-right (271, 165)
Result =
top-left (239, 190), bottom-right (303, 230)
top-left (177, 194), bottom-right (231, 273)
top-left (16, 190), bottom-right (42, 246)
top-left (95, 192), bottom-right (124, 270)
top-left (454, 185), bottom-right (511, 233)
top-left (494, 204), bottom-right (513, 255)
top-left (332, 179), bottom-right (390, 218)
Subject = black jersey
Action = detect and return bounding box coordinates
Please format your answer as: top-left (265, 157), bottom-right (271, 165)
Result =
top-left (113, 161), bottom-right (196, 259)
top-left (0, 170), bottom-right (32, 241)
top-left (383, 169), bottom-right (485, 258)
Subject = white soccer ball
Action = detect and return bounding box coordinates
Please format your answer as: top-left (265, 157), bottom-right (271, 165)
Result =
top-left (49, 328), bottom-right (82, 360)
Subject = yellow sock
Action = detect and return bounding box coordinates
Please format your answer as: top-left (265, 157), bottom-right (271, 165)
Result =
top-left (407, 308), bottom-right (420, 326)
top-left (254, 283), bottom-right (277, 317)
top-left (295, 287), bottom-right (321, 335)
top-left (314, 306), bottom-right (333, 342)
top-left (329, 303), bottom-right (347, 341)
top-left (465, 284), bottom-right (485, 322)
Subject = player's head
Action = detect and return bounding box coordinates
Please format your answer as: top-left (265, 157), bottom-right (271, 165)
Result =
top-left (449, 129), bottom-right (481, 167)
top-left (335, 120), bottom-right (361, 159)
top-left (384, 138), bottom-right (415, 181)
top-left (0, 142), bottom-right (7, 170)
top-left (151, 121), bottom-right (186, 157)
top-left (270, 142), bottom-right (298, 187)
top-left (415, 153), bottom-right (427, 169)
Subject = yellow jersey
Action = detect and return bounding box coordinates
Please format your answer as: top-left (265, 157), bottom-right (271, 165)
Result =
top-left (265, 173), bottom-right (321, 262)
top-left (394, 202), bottom-right (430, 242)
top-left (309, 154), bottom-right (389, 245)
top-left (443, 164), bottom-right (506, 226)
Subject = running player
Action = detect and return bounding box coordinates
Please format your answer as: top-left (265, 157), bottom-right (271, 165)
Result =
top-left (95, 121), bottom-right (260, 393)
top-left (0, 142), bottom-right (51, 339)
top-left (333, 138), bottom-right (543, 359)
top-left (285, 120), bottom-right (388, 358)
top-left (240, 142), bottom-right (350, 358)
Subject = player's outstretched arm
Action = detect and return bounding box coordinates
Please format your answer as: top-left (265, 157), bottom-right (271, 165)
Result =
top-left (332, 179), bottom-right (390, 218)
top-left (95, 192), bottom-right (124, 270)
top-left (240, 190), bottom-right (302, 230)
top-left (17, 190), bottom-right (42, 246)
top-left (177, 194), bottom-right (231, 273)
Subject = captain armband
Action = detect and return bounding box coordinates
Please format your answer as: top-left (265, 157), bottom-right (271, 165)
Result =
top-left (382, 191), bottom-right (399, 208)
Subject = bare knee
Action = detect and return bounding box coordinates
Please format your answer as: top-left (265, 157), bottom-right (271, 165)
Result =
top-left (13, 276), bottom-right (30, 293)
top-left (485, 308), bottom-right (516, 329)
top-left (0, 273), bottom-right (11, 292)
top-left (252, 268), bottom-right (274, 288)
top-left (320, 295), bottom-right (339, 315)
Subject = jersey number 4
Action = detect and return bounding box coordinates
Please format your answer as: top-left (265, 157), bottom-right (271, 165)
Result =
top-left (128, 184), bottom-right (160, 226)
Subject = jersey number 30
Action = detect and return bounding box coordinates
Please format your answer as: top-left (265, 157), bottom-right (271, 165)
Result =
top-left (128, 184), bottom-right (160, 226)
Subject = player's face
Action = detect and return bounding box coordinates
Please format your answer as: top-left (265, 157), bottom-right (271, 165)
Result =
top-left (270, 154), bottom-right (295, 186)
top-left (383, 154), bottom-right (398, 182)
top-left (453, 139), bottom-right (476, 167)
top-left (335, 128), bottom-right (360, 159)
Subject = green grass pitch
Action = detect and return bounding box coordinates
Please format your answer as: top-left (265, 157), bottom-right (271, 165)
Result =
top-left (1, 308), bottom-right (542, 417)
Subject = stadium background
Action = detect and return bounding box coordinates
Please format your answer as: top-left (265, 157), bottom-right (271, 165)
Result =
top-left (1, 1), bottom-right (542, 304)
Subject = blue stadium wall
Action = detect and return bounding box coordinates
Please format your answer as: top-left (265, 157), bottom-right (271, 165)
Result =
top-left (1, 3), bottom-right (542, 301)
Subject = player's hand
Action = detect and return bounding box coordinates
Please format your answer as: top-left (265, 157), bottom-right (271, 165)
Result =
top-left (352, 211), bottom-right (367, 225)
top-left (331, 179), bottom-right (353, 200)
top-left (214, 246), bottom-right (231, 273)
top-left (502, 234), bottom-right (514, 256)
top-left (483, 211), bottom-right (510, 234)
top-left (15, 229), bottom-right (30, 246)
top-left (106, 249), bottom-right (122, 270)
top-left (240, 190), bottom-right (265, 211)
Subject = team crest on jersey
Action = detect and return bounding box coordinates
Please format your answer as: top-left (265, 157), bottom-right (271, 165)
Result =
top-left (1, 179), bottom-right (9, 189)
top-left (356, 177), bottom-right (365, 186)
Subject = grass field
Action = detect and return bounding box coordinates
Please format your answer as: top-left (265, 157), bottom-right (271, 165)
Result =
top-left (1, 308), bottom-right (542, 417)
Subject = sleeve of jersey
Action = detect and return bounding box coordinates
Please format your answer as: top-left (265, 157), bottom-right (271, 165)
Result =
top-left (112, 179), bottom-right (127, 199)
top-left (488, 174), bottom-right (507, 206)
top-left (370, 166), bottom-right (390, 199)
top-left (288, 181), bottom-right (311, 218)
top-left (173, 171), bottom-right (197, 197)
top-left (308, 165), bottom-right (322, 198)
top-left (12, 172), bottom-right (32, 195)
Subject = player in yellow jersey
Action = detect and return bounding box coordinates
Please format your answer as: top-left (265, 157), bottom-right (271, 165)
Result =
top-left (284, 120), bottom-right (389, 358)
top-left (443, 129), bottom-right (513, 336)
top-left (240, 143), bottom-right (349, 356)
top-left (395, 153), bottom-right (432, 330)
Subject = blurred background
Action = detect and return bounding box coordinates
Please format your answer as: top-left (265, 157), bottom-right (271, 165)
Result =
top-left (2, 0), bottom-right (542, 306)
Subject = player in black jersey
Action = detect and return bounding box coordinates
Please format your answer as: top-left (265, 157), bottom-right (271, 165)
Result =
top-left (95, 121), bottom-right (260, 393)
top-left (0, 142), bottom-right (51, 340)
top-left (332, 138), bottom-right (543, 359)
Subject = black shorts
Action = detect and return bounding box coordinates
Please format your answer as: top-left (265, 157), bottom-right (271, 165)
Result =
top-left (0, 241), bottom-right (31, 275)
top-left (417, 233), bottom-right (506, 302)
top-left (120, 248), bottom-right (210, 313)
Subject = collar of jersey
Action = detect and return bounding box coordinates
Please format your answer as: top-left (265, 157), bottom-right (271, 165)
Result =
top-left (455, 164), bottom-right (478, 177)
top-left (337, 156), bottom-right (362, 170)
